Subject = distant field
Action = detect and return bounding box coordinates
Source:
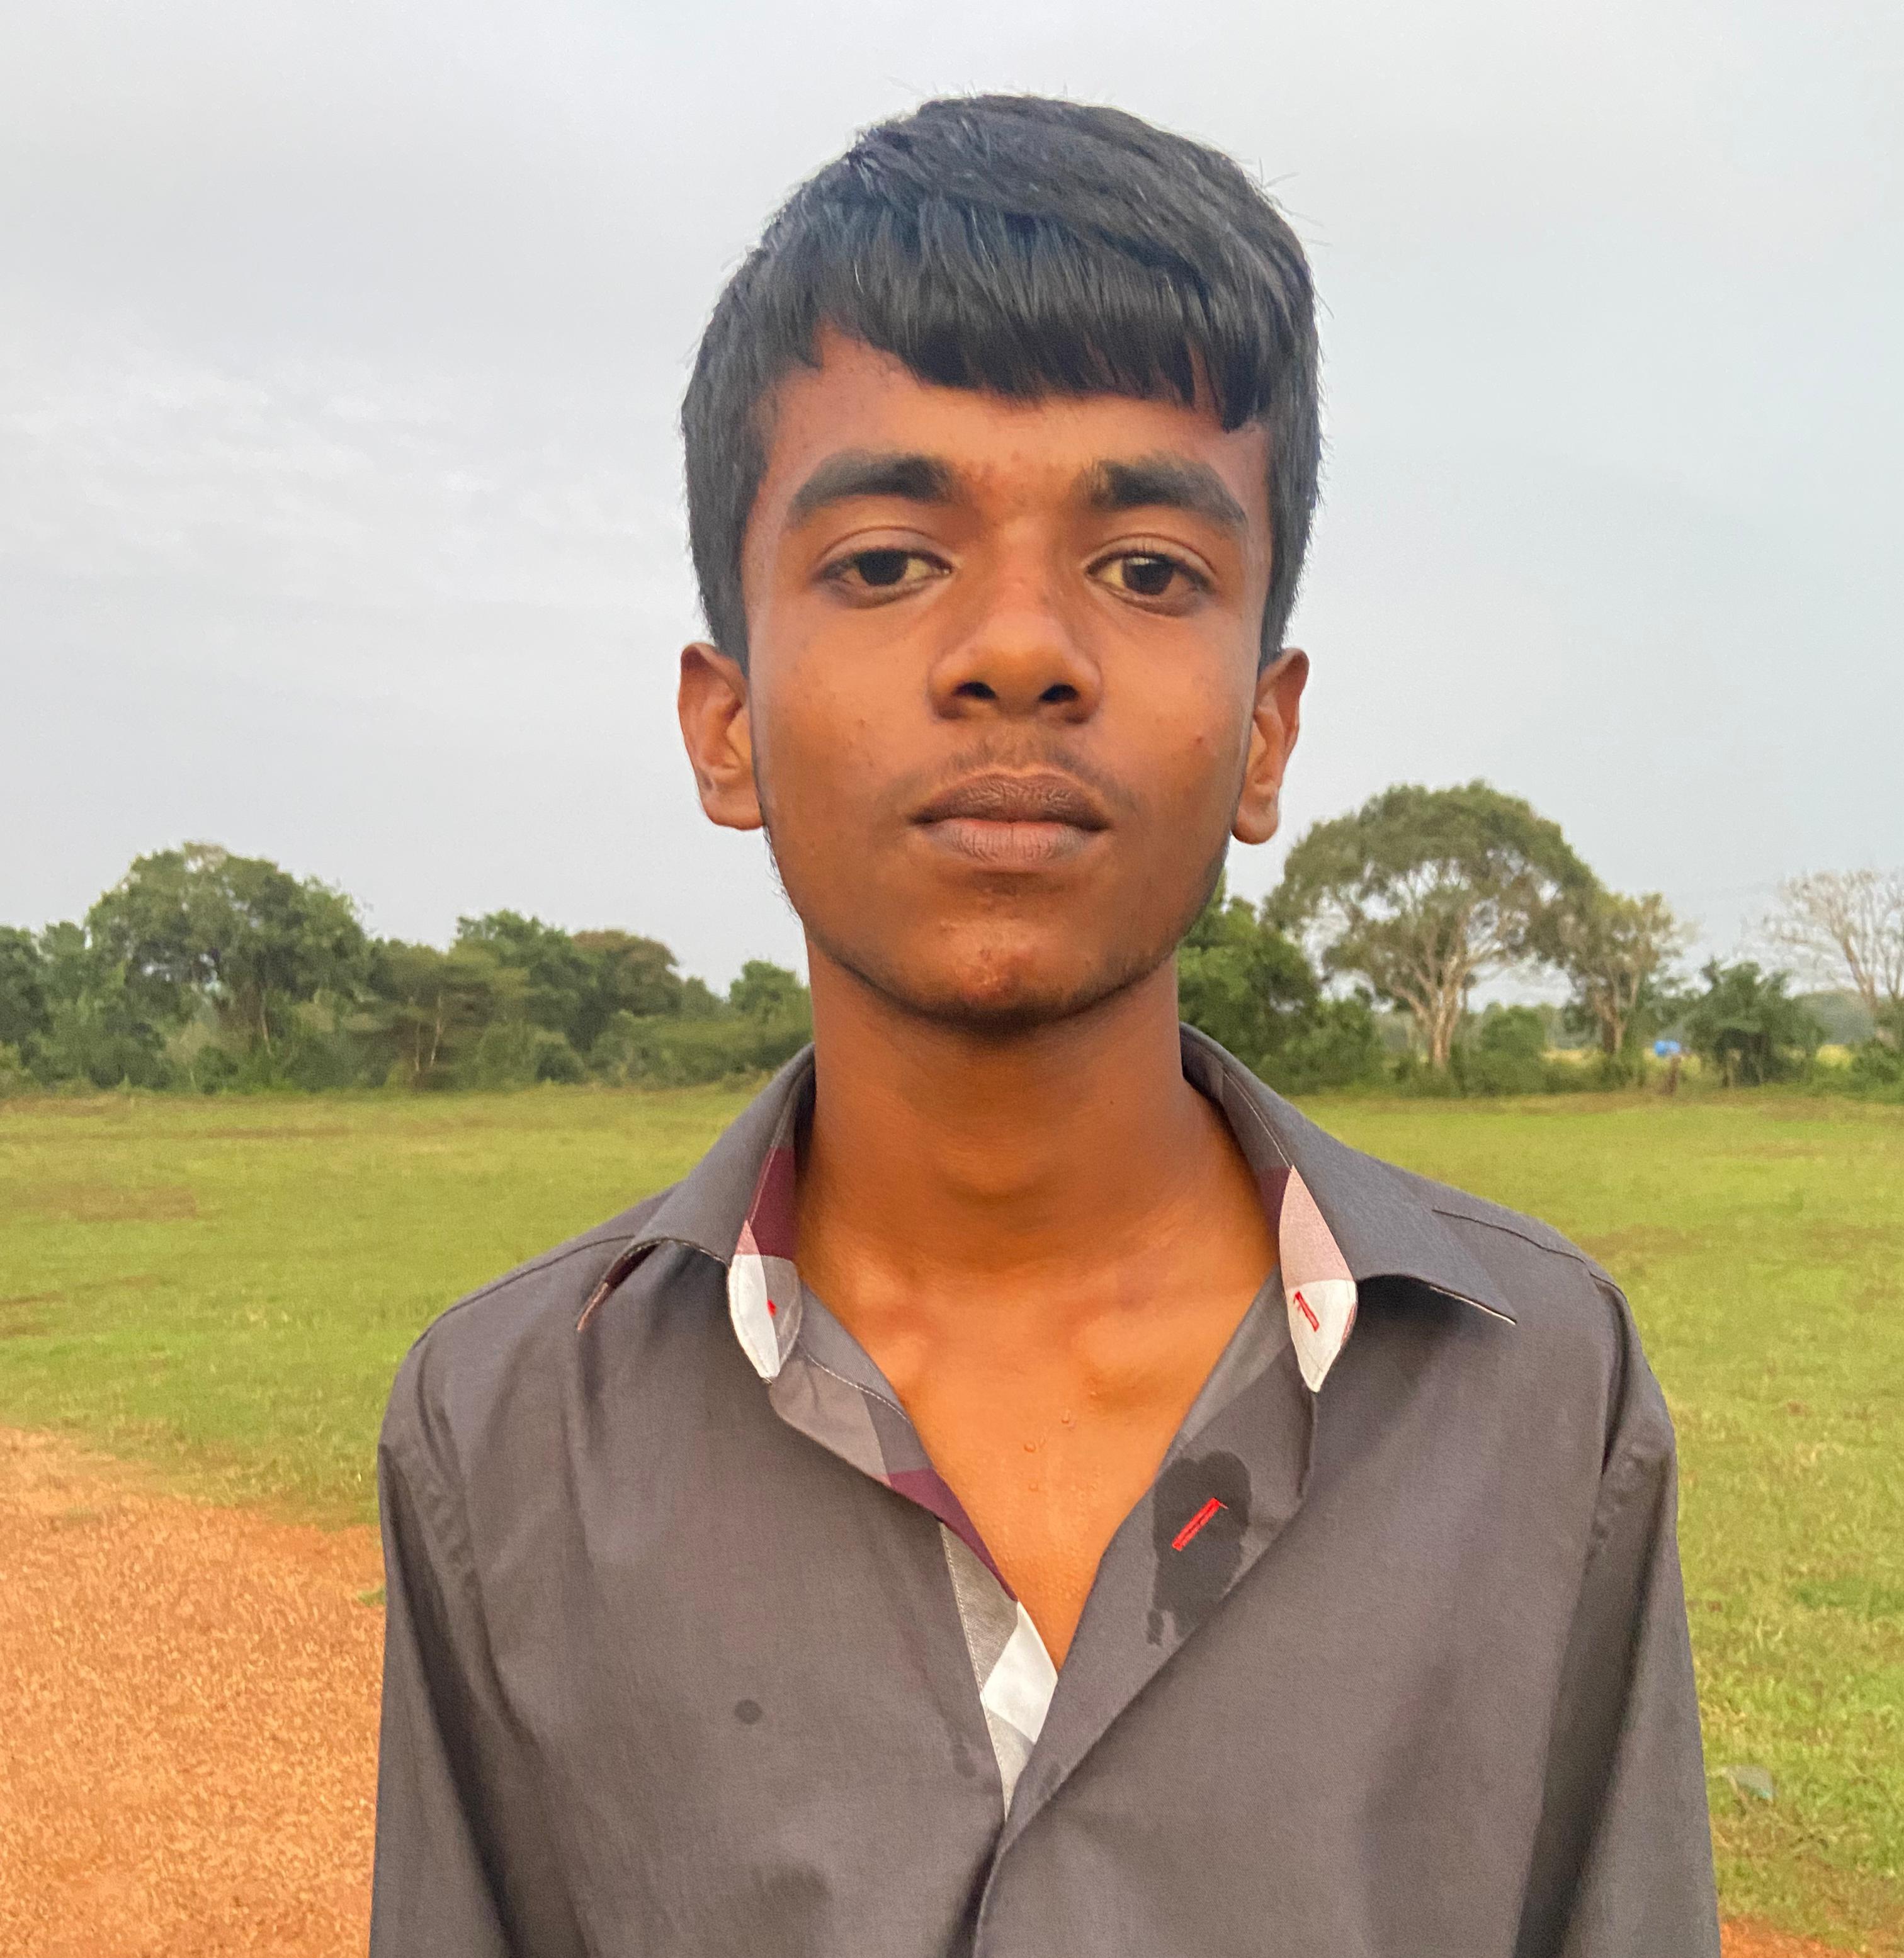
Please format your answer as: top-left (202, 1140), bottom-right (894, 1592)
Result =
top-left (1, 1085), bottom-right (1899, 1950)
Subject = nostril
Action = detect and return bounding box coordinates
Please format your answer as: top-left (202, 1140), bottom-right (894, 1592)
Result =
top-left (1041, 684), bottom-right (1079, 705)
top-left (954, 680), bottom-right (997, 701)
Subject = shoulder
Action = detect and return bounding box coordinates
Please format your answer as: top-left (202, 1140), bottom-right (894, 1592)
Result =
top-left (1375, 1152), bottom-right (1672, 1468)
top-left (378, 1184), bottom-right (683, 1474)
top-left (1395, 1158), bottom-right (1616, 1307)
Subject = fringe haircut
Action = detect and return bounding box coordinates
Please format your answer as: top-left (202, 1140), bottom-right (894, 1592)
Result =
top-left (683, 94), bottom-right (1321, 667)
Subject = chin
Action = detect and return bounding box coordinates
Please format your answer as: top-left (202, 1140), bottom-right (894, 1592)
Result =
top-left (844, 927), bottom-right (1168, 1037)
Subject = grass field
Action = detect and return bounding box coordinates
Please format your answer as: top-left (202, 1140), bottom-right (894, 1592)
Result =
top-left (1, 1085), bottom-right (1899, 1950)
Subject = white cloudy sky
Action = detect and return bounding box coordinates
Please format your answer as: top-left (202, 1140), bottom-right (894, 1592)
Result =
top-left (4, 0), bottom-right (1899, 988)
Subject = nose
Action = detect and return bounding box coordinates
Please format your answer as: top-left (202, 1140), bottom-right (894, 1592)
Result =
top-left (926, 558), bottom-right (1102, 724)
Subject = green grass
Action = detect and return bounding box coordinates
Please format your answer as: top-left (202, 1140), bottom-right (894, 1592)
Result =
top-left (1, 1085), bottom-right (1899, 1949)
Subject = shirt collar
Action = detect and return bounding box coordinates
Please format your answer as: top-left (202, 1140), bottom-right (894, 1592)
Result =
top-left (595, 1031), bottom-right (1516, 1394)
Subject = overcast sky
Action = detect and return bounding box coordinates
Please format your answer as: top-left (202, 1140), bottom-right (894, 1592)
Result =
top-left (4, 0), bottom-right (1899, 989)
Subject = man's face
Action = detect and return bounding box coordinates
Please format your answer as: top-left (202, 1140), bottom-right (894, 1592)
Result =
top-left (680, 331), bottom-right (1305, 1031)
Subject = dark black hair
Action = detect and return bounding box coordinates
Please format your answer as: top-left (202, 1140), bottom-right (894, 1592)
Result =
top-left (682, 94), bottom-right (1321, 667)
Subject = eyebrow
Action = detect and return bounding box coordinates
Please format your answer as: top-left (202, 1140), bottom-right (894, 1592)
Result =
top-left (1084, 455), bottom-right (1249, 535)
top-left (786, 450), bottom-right (956, 526)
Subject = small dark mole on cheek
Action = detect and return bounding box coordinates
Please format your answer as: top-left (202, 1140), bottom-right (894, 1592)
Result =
top-left (734, 1698), bottom-right (764, 1726)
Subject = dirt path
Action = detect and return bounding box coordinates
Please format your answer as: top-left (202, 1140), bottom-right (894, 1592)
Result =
top-left (0, 1428), bottom-right (1860, 1957)
top-left (0, 1431), bottom-right (382, 1957)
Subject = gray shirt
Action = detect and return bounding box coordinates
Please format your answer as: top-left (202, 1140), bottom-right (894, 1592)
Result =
top-left (371, 1029), bottom-right (1720, 1956)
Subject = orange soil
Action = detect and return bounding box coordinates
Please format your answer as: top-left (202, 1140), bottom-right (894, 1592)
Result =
top-left (0, 1427), bottom-right (1859, 1956)
top-left (1724, 1926), bottom-right (1866, 1958)
top-left (0, 1431), bottom-right (382, 1957)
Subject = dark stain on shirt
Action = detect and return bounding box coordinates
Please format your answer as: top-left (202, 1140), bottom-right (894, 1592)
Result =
top-left (1148, 1450), bottom-right (1252, 1645)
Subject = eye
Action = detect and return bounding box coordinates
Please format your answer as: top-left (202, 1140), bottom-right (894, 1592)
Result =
top-left (1093, 550), bottom-right (1206, 603)
top-left (824, 547), bottom-right (944, 597)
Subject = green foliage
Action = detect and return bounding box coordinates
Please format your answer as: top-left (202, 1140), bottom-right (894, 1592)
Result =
top-left (592, 999), bottom-right (812, 1090)
top-left (4, 844), bottom-right (821, 1097)
top-left (1682, 960), bottom-right (1825, 1087)
top-left (0, 1041), bottom-right (33, 1096)
top-left (679, 976), bottom-right (724, 1019)
top-left (570, 931), bottom-right (685, 1044)
top-left (0, 925), bottom-right (50, 1052)
top-left (467, 1020), bottom-right (589, 1090)
top-left (0, 832), bottom-right (1876, 1109)
top-left (30, 921), bottom-right (174, 1089)
top-left (1843, 1035), bottom-right (1904, 1100)
top-left (1548, 888), bottom-right (1687, 1058)
top-left (1448, 1004), bottom-right (1577, 1096)
top-left (454, 911), bottom-right (601, 1052)
top-left (728, 959), bottom-right (807, 1021)
top-left (360, 940), bottom-right (524, 1089)
top-left (1273, 781), bottom-right (1595, 1068)
top-left (1801, 990), bottom-right (1878, 1046)
top-left (87, 843), bottom-right (367, 1052)
top-left (1177, 883), bottom-right (1382, 1092)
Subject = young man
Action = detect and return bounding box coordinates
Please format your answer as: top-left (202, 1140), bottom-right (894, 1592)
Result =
top-left (371, 96), bottom-right (1720, 1956)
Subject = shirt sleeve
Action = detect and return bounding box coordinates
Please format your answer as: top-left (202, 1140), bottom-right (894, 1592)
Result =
top-left (370, 1371), bottom-right (514, 1958)
top-left (1514, 1291), bottom-right (1723, 1958)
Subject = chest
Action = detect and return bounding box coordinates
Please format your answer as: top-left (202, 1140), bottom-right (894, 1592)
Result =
top-left (876, 1316), bottom-right (1252, 1662)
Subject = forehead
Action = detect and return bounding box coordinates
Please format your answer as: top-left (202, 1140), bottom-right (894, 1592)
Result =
top-left (752, 330), bottom-right (1272, 535)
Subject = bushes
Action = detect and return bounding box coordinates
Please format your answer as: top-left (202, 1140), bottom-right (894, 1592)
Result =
top-left (591, 1008), bottom-right (810, 1089)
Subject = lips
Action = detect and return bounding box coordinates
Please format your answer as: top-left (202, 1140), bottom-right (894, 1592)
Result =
top-left (911, 771), bottom-right (1110, 830)
top-left (910, 770), bottom-right (1110, 870)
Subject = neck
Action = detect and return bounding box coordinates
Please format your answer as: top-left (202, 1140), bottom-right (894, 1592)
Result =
top-left (796, 950), bottom-right (1218, 1291)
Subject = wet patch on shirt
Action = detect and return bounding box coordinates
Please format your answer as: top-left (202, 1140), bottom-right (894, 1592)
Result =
top-left (733, 1697), bottom-right (764, 1726)
top-left (1148, 1451), bottom-right (1252, 1646)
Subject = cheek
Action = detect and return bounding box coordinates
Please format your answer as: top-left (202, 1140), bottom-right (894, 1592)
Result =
top-left (1122, 676), bottom-right (1254, 822)
top-left (751, 646), bottom-right (885, 822)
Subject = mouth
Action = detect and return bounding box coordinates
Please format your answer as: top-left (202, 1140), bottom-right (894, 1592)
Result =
top-left (910, 770), bottom-right (1111, 870)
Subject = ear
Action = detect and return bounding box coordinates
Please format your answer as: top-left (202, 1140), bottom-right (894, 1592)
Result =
top-left (677, 642), bottom-right (764, 832)
top-left (1232, 647), bottom-right (1308, 846)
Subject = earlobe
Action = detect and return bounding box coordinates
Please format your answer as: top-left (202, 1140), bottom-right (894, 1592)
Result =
top-left (677, 642), bottom-right (765, 833)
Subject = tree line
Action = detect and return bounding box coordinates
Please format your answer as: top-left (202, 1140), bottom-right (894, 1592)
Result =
top-left (0, 843), bottom-right (812, 1094)
top-left (3, 786), bottom-right (1900, 1098)
top-left (1186, 781), bottom-right (1901, 1095)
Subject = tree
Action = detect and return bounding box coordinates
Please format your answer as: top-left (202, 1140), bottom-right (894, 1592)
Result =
top-left (361, 940), bottom-right (523, 1086)
top-left (727, 960), bottom-right (809, 1022)
top-left (87, 844), bottom-right (367, 1052)
top-left (28, 920), bottom-right (172, 1089)
top-left (0, 926), bottom-right (49, 1053)
top-left (1550, 890), bottom-right (1687, 1058)
top-left (570, 931), bottom-right (684, 1050)
top-left (1680, 959), bottom-right (1822, 1087)
top-left (454, 912), bottom-right (594, 1046)
top-left (1176, 882), bottom-right (1383, 1092)
top-left (1764, 871), bottom-right (1904, 1050)
top-left (1272, 783), bottom-right (1595, 1069)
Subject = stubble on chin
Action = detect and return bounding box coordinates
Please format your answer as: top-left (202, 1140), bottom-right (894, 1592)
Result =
top-left (801, 835), bottom-right (1233, 1041)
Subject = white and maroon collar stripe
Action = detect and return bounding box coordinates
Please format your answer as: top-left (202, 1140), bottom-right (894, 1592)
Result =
top-left (1277, 1167), bottom-right (1357, 1393)
top-left (728, 1126), bottom-right (803, 1381)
